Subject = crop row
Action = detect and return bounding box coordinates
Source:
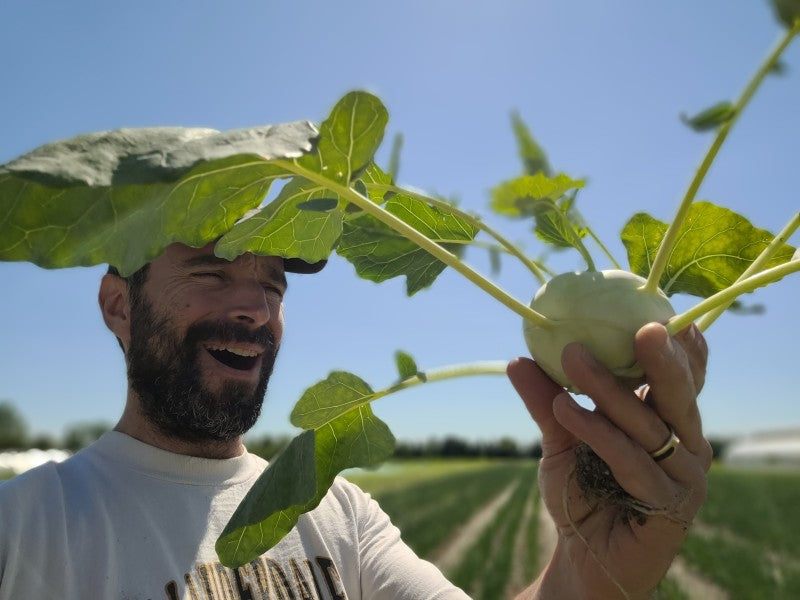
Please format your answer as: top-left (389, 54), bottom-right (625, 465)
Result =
top-left (367, 461), bottom-right (535, 559)
top-left (447, 465), bottom-right (539, 599)
top-left (697, 466), bottom-right (800, 558)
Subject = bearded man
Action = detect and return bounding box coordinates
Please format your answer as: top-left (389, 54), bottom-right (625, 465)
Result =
top-left (0, 242), bottom-right (712, 600)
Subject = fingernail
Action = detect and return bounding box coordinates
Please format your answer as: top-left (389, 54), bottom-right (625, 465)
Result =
top-left (682, 324), bottom-right (696, 343)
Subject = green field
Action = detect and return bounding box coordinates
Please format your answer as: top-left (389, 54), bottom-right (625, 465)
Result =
top-left (347, 460), bottom-right (800, 599)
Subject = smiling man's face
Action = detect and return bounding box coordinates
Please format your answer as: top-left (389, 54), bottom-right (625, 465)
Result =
top-left (124, 243), bottom-right (286, 443)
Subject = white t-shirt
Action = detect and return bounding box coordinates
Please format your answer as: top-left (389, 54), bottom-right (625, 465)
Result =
top-left (0, 432), bottom-right (469, 599)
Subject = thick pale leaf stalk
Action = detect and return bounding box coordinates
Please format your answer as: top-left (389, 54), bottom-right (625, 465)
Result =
top-left (645, 21), bottom-right (800, 293)
top-left (371, 182), bottom-right (549, 284)
top-left (277, 159), bottom-right (554, 329)
top-left (373, 361), bottom-right (509, 400)
top-left (695, 212), bottom-right (800, 331)
top-left (667, 259), bottom-right (800, 334)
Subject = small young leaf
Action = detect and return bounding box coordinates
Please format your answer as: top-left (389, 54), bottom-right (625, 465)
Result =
top-left (770, 0), bottom-right (800, 29)
top-left (387, 132), bottom-right (404, 180)
top-left (337, 193), bottom-right (478, 295)
top-left (490, 173), bottom-right (584, 217)
top-left (510, 110), bottom-right (552, 176)
top-left (394, 350), bottom-right (418, 380)
top-left (680, 101), bottom-right (736, 132)
top-left (488, 246), bottom-right (502, 276)
top-left (621, 201), bottom-right (797, 297)
top-left (357, 162), bottom-right (393, 204)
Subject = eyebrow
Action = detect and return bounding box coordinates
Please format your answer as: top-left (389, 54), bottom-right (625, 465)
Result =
top-left (182, 254), bottom-right (288, 290)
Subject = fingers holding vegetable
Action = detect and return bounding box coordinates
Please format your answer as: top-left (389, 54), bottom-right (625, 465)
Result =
top-left (635, 323), bottom-right (712, 466)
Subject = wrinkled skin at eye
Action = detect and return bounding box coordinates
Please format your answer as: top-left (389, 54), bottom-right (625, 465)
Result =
top-left (523, 270), bottom-right (676, 393)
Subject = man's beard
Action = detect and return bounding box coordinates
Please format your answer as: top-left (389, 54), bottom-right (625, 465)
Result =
top-left (126, 297), bottom-right (278, 443)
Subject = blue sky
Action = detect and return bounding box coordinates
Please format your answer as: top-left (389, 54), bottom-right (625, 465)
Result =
top-left (1, 1), bottom-right (798, 445)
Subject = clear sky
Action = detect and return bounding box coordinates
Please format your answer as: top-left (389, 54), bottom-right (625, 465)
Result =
top-left (1, 1), bottom-right (798, 446)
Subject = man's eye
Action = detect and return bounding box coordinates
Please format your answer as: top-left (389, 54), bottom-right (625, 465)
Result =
top-left (195, 272), bottom-right (224, 280)
top-left (262, 284), bottom-right (284, 298)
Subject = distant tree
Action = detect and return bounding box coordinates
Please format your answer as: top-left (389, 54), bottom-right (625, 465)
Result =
top-left (30, 433), bottom-right (58, 450)
top-left (484, 437), bottom-right (521, 458)
top-left (62, 421), bottom-right (111, 452)
top-left (0, 401), bottom-right (29, 450)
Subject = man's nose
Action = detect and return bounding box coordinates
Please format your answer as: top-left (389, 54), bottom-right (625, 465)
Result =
top-left (226, 280), bottom-right (271, 327)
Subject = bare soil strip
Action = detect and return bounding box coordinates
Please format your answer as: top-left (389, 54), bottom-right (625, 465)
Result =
top-left (536, 496), bottom-right (558, 574)
top-left (505, 492), bottom-right (537, 598)
top-left (667, 556), bottom-right (729, 600)
top-left (432, 482), bottom-right (517, 575)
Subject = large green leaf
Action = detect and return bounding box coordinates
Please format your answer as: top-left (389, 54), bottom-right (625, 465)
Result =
top-left (621, 201), bottom-right (797, 297)
top-left (0, 122), bottom-right (318, 275)
top-left (337, 193), bottom-right (478, 295)
top-left (217, 372), bottom-right (395, 568)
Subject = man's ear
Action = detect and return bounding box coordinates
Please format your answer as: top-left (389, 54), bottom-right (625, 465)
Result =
top-left (99, 273), bottom-right (131, 352)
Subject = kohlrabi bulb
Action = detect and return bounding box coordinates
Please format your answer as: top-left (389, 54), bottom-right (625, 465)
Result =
top-left (523, 269), bottom-right (676, 392)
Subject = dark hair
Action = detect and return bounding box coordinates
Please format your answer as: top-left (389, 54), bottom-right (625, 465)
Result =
top-left (106, 263), bottom-right (151, 352)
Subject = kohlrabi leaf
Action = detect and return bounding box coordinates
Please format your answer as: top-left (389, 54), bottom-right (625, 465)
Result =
top-left (212, 92), bottom-right (390, 265)
top-left (0, 122), bottom-right (318, 275)
top-left (217, 375), bottom-right (395, 567)
top-left (387, 132), bottom-right (404, 180)
top-left (510, 111), bottom-right (552, 177)
top-left (337, 193), bottom-right (478, 295)
top-left (296, 91), bottom-right (388, 185)
top-left (680, 101), bottom-right (736, 132)
top-left (394, 350), bottom-right (419, 380)
top-left (622, 201), bottom-right (797, 297)
top-left (770, 0), bottom-right (800, 28)
top-left (357, 162), bottom-right (394, 204)
top-left (214, 177), bottom-right (343, 263)
top-left (490, 173), bottom-right (584, 217)
top-left (215, 429), bottom-right (317, 567)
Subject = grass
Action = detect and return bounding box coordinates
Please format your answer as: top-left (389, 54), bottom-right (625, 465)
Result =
top-left (698, 465), bottom-right (800, 558)
top-left (681, 531), bottom-right (800, 599)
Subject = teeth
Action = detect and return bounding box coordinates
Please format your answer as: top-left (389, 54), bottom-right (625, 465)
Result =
top-left (206, 345), bottom-right (259, 357)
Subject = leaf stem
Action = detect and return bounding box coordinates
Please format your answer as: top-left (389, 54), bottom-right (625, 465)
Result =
top-left (644, 22), bottom-right (800, 293)
top-left (695, 212), bottom-right (800, 331)
top-left (370, 182), bottom-right (549, 284)
top-left (666, 259), bottom-right (800, 334)
top-left (585, 227), bottom-right (621, 269)
top-left (373, 360), bottom-right (510, 400)
top-left (276, 160), bottom-right (553, 328)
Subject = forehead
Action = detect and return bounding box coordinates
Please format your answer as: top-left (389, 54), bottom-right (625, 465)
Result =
top-left (152, 242), bottom-right (285, 279)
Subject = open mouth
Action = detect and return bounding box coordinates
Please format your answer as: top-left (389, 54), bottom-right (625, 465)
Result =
top-left (205, 345), bottom-right (260, 371)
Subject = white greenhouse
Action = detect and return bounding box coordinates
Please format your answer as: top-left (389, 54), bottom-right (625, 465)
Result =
top-left (724, 428), bottom-right (800, 468)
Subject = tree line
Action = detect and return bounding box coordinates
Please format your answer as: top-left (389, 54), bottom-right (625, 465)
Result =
top-left (1, 400), bottom-right (731, 460)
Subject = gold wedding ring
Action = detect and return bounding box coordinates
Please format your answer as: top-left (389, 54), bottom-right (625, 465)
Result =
top-left (649, 431), bottom-right (680, 462)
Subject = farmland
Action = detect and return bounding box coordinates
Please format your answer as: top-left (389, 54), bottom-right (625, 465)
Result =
top-left (346, 460), bottom-right (800, 600)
